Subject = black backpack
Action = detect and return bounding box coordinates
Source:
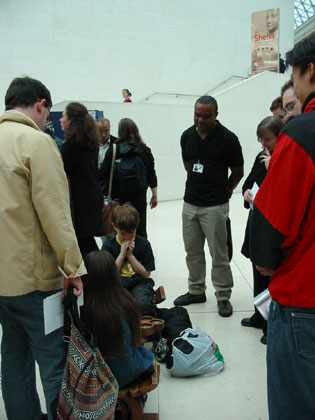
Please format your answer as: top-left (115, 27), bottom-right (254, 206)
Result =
top-left (156, 306), bottom-right (192, 367)
top-left (115, 152), bottom-right (147, 193)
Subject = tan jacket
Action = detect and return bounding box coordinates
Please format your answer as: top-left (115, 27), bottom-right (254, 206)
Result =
top-left (0, 110), bottom-right (86, 296)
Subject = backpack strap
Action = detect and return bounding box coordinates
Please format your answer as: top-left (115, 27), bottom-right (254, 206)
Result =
top-left (108, 143), bottom-right (117, 199)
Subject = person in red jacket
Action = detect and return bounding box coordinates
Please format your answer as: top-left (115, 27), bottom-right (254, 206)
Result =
top-left (122, 89), bottom-right (132, 103)
top-left (249, 34), bottom-right (315, 420)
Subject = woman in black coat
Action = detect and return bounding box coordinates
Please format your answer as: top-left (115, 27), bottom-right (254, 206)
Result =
top-left (240, 115), bottom-right (283, 344)
top-left (60, 102), bottom-right (103, 257)
top-left (100, 118), bottom-right (158, 238)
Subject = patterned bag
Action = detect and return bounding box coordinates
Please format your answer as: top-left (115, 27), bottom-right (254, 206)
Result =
top-left (56, 288), bottom-right (119, 420)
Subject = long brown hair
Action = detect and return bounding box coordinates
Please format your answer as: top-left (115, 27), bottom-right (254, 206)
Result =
top-left (64, 102), bottom-right (100, 148)
top-left (117, 118), bottom-right (145, 145)
top-left (82, 251), bottom-right (141, 357)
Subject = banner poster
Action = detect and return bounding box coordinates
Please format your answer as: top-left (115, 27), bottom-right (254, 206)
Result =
top-left (251, 8), bottom-right (279, 75)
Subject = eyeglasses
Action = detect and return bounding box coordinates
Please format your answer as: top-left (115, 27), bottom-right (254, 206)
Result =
top-left (284, 101), bottom-right (297, 116)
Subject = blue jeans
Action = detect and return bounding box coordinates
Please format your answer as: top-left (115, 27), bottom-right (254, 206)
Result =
top-left (267, 300), bottom-right (315, 420)
top-left (0, 290), bottom-right (66, 420)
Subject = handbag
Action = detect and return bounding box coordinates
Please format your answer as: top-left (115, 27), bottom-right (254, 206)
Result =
top-left (99, 144), bottom-right (118, 236)
top-left (56, 287), bottom-right (119, 420)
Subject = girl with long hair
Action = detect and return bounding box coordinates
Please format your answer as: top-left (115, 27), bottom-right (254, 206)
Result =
top-left (60, 102), bottom-right (103, 257)
top-left (100, 118), bottom-right (158, 238)
top-left (81, 251), bottom-right (154, 388)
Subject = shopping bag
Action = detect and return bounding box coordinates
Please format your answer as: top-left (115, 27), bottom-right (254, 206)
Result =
top-left (168, 326), bottom-right (224, 377)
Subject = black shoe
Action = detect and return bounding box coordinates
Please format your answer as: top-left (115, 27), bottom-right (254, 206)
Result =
top-left (241, 315), bottom-right (265, 329)
top-left (174, 292), bottom-right (206, 306)
top-left (218, 300), bottom-right (233, 317)
top-left (260, 334), bottom-right (267, 345)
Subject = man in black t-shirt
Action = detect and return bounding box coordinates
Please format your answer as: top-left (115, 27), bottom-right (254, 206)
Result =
top-left (174, 96), bottom-right (244, 317)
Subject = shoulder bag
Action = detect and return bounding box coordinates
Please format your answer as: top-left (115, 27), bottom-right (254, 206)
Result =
top-left (55, 287), bottom-right (119, 420)
top-left (99, 144), bottom-right (118, 236)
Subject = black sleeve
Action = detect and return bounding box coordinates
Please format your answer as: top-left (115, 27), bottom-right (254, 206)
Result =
top-left (226, 132), bottom-right (244, 168)
top-left (249, 205), bottom-right (286, 270)
top-left (99, 144), bottom-right (113, 195)
top-left (180, 131), bottom-right (188, 162)
top-left (101, 238), bottom-right (120, 260)
top-left (142, 147), bottom-right (157, 188)
top-left (135, 237), bottom-right (155, 272)
top-left (242, 152), bottom-right (267, 209)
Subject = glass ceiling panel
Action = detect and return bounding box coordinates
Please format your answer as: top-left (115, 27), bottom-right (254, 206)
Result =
top-left (294, 0), bottom-right (315, 30)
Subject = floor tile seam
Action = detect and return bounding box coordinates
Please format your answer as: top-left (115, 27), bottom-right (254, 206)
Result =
top-left (231, 259), bottom-right (253, 289)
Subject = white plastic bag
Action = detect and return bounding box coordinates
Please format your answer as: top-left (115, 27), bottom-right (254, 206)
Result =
top-left (168, 326), bottom-right (224, 377)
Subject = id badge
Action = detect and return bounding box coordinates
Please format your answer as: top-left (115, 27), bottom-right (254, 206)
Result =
top-left (193, 161), bottom-right (204, 173)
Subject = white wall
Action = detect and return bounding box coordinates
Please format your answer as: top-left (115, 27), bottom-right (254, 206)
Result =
top-left (52, 71), bottom-right (289, 202)
top-left (1, 1), bottom-right (294, 201)
top-left (214, 71), bottom-right (289, 184)
top-left (0, 0), bottom-right (294, 112)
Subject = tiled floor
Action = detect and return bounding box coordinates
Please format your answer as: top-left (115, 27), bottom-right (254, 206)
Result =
top-left (0, 194), bottom-right (269, 420)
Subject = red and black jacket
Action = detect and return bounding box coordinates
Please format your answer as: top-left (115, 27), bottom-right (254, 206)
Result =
top-left (249, 92), bottom-right (315, 308)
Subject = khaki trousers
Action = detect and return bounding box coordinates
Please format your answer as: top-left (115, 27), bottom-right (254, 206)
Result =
top-left (182, 201), bottom-right (233, 300)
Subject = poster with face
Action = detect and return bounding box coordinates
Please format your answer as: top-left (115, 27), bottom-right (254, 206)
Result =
top-left (251, 8), bottom-right (279, 75)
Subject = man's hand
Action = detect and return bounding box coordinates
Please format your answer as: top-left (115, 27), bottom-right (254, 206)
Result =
top-left (63, 276), bottom-right (83, 297)
top-left (244, 189), bottom-right (253, 204)
top-left (256, 266), bottom-right (274, 277)
top-left (228, 166), bottom-right (244, 195)
top-left (150, 195), bottom-right (158, 209)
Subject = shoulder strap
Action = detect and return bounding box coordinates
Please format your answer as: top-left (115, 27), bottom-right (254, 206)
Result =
top-left (108, 143), bottom-right (116, 199)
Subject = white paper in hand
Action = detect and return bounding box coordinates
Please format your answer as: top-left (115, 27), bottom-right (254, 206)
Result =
top-left (43, 291), bottom-right (63, 335)
top-left (44, 290), bottom-right (84, 335)
top-left (250, 182), bottom-right (259, 210)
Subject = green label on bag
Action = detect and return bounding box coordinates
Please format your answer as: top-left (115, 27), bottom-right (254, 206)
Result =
top-left (214, 345), bottom-right (224, 363)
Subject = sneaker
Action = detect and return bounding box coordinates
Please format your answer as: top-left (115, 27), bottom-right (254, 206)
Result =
top-left (154, 337), bottom-right (169, 362)
top-left (218, 300), bottom-right (233, 317)
top-left (173, 292), bottom-right (206, 306)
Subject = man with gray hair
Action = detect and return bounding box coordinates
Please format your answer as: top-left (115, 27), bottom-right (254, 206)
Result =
top-left (174, 96), bottom-right (244, 317)
top-left (96, 117), bottom-right (117, 169)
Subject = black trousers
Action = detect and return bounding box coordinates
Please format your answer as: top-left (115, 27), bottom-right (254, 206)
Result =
top-left (77, 236), bottom-right (99, 259)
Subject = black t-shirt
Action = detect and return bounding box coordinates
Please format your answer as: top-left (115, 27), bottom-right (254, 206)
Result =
top-left (101, 234), bottom-right (155, 273)
top-left (181, 121), bottom-right (244, 206)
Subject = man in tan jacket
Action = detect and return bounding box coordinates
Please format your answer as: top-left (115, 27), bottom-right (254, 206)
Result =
top-left (0, 77), bottom-right (86, 420)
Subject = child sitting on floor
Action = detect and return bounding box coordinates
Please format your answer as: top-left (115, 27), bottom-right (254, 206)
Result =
top-left (102, 203), bottom-right (157, 317)
top-left (81, 250), bottom-right (154, 389)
